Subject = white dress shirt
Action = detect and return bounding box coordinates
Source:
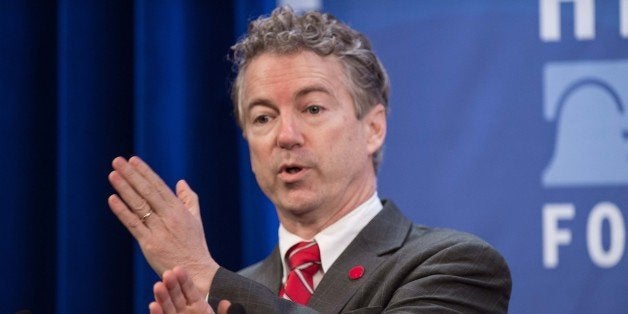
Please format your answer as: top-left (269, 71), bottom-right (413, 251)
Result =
top-left (278, 192), bottom-right (383, 289)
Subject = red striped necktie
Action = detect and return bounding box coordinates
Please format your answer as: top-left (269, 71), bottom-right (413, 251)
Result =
top-left (279, 241), bottom-right (321, 305)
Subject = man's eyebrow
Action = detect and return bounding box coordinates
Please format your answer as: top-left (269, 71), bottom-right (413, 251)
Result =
top-left (295, 85), bottom-right (331, 99)
top-left (245, 85), bottom-right (332, 112)
top-left (245, 98), bottom-right (275, 112)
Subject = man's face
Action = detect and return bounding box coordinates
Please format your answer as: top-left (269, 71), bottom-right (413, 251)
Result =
top-left (241, 51), bottom-right (385, 224)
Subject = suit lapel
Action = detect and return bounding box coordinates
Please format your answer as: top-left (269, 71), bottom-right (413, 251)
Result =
top-left (243, 246), bottom-right (283, 294)
top-left (307, 200), bottom-right (411, 313)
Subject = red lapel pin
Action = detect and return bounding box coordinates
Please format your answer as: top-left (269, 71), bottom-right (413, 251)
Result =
top-left (348, 265), bottom-right (365, 280)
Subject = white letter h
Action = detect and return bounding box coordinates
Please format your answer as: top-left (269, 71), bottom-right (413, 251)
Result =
top-left (540, 0), bottom-right (595, 41)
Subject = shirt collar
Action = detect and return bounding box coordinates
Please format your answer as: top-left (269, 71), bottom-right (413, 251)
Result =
top-left (278, 193), bottom-right (383, 278)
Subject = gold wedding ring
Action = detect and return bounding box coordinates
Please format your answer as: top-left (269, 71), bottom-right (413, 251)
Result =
top-left (140, 210), bottom-right (153, 222)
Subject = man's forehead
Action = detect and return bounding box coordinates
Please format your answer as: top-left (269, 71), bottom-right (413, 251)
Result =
top-left (241, 51), bottom-right (347, 99)
top-left (244, 51), bottom-right (343, 77)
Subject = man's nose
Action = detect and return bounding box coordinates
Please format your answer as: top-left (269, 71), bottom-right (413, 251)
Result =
top-left (276, 115), bottom-right (304, 149)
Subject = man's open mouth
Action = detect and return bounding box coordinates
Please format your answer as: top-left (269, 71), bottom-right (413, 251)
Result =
top-left (284, 167), bottom-right (302, 174)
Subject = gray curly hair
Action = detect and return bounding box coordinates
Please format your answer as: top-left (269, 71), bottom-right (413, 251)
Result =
top-left (231, 6), bottom-right (390, 170)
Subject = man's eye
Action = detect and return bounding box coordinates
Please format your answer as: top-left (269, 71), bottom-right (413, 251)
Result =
top-left (306, 105), bottom-right (322, 114)
top-left (253, 115), bottom-right (270, 124)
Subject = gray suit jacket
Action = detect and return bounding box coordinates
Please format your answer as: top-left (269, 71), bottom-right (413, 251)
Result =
top-left (210, 200), bottom-right (511, 313)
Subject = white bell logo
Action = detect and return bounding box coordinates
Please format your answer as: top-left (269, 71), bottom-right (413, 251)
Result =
top-left (543, 62), bottom-right (628, 187)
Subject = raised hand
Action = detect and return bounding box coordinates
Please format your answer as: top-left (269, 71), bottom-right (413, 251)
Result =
top-left (108, 156), bottom-right (219, 295)
top-left (149, 267), bottom-right (232, 314)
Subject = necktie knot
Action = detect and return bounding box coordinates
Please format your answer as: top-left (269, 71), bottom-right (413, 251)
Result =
top-left (280, 241), bottom-right (321, 305)
top-left (287, 240), bottom-right (321, 270)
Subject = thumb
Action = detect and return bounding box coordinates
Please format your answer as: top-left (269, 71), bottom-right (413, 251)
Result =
top-left (216, 300), bottom-right (232, 314)
top-left (176, 179), bottom-right (201, 217)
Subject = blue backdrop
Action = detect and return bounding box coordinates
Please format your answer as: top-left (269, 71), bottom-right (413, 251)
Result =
top-left (1, 1), bottom-right (626, 313)
top-left (323, 1), bottom-right (627, 313)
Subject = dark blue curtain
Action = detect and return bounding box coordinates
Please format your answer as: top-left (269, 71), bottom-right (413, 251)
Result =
top-left (1, 1), bottom-right (276, 313)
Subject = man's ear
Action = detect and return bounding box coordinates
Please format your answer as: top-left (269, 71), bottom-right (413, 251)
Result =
top-left (364, 104), bottom-right (387, 155)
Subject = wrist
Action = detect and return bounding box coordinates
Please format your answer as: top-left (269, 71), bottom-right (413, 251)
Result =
top-left (189, 259), bottom-right (220, 296)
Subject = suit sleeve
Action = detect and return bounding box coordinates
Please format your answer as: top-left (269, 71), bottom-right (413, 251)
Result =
top-left (209, 267), bottom-right (319, 314)
top-left (383, 239), bottom-right (512, 313)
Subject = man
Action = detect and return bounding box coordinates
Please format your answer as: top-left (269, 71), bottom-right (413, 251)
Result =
top-left (108, 7), bottom-right (511, 314)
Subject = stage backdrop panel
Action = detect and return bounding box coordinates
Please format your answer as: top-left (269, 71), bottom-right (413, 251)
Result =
top-left (321, 1), bottom-right (627, 313)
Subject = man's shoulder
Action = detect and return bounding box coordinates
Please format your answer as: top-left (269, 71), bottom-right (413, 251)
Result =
top-left (380, 200), bottom-right (509, 269)
top-left (352, 200), bottom-right (512, 312)
top-left (408, 223), bottom-right (497, 251)
top-left (238, 260), bottom-right (263, 277)
top-left (238, 255), bottom-right (274, 278)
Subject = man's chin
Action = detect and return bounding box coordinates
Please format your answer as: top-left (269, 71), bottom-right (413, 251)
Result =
top-left (275, 195), bottom-right (321, 217)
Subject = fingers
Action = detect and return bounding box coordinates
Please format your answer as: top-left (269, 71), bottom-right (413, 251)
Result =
top-left (173, 266), bottom-right (203, 303)
top-left (149, 301), bottom-right (164, 314)
top-left (109, 170), bottom-right (153, 217)
top-left (176, 180), bottom-right (200, 217)
top-left (216, 300), bottom-right (232, 314)
top-left (153, 267), bottom-right (220, 314)
top-left (153, 281), bottom-right (177, 314)
top-left (165, 269), bottom-right (190, 312)
top-left (128, 156), bottom-right (181, 209)
top-left (160, 267), bottom-right (215, 314)
top-left (107, 194), bottom-right (148, 239)
top-left (111, 156), bottom-right (178, 215)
